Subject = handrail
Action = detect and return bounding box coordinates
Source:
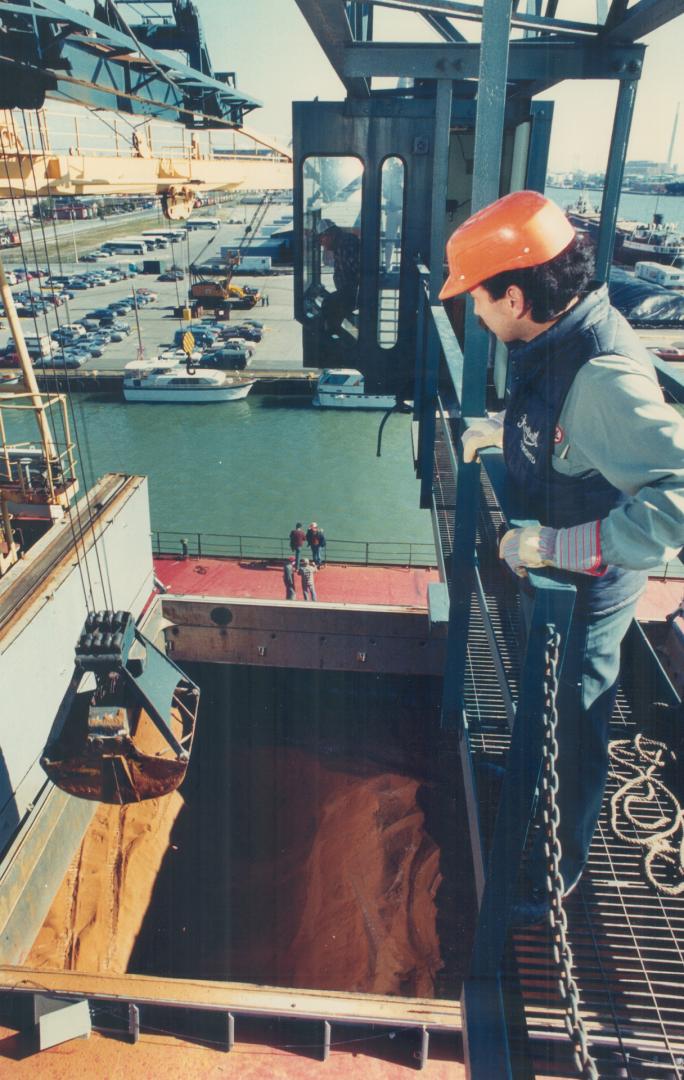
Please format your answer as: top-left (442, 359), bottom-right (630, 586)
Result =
top-left (468, 453), bottom-right (576, 975)
top-left (152, 529), bottom-right (436, 569)
top-left (414, 264), bottom-right (580, 1067)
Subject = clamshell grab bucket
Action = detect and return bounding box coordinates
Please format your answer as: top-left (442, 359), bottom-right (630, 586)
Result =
top-left (41, 610), bottom-right (199, 804)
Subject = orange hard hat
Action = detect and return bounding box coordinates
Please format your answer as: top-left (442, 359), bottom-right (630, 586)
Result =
top-left (438, 190), bottom-right (576, 301)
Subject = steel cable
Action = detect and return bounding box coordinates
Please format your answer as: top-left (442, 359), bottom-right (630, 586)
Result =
top-left (27, 107), bottom-right (117, 611)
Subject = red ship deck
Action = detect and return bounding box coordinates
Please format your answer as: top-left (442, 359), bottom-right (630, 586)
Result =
top-left (153, 554), bottom-right (682, 622)
top-left (153, 554), bottom-right (440, 609)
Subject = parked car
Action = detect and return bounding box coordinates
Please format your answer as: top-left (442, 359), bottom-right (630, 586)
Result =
top-left (51, 330), bottom-right (83, 347)
top-left (221, 324), bottom-right (262, 343)
top-left (98, 317), bottom-right (131, 334)
top-left (158, 269), bottom-right (184, 282)
top-left (77, 318), bottom-right (101, 332)
top-left (34, 350), bottom-right (88, 369)
top-left (83, 336), bottom-right (105, 357)
top-left (173, 327), bottom-right (216, 349)
top-left (199, 345), bottom-right (249, 370)
top-left (87, 330), bottom-right (112, 347)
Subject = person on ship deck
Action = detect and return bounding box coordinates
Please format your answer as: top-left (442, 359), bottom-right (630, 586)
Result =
top-left (440, 190), bottom-right (684, 925)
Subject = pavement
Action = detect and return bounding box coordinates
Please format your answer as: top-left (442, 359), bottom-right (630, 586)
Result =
top-left (1, 203), bottom-right (303, 375)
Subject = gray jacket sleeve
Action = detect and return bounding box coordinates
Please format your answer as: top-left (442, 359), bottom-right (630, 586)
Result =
top-left (554, 353), bottom-right (684, 570)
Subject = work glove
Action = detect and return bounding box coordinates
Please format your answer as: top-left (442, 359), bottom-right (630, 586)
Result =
top-left (499, 522), bottom-right (605, 578)
top-left (461, 412), bottom-right (505, 463)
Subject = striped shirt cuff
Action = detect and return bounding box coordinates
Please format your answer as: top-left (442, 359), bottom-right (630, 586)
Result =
top-left (554, 521), bottom-right (606, 576)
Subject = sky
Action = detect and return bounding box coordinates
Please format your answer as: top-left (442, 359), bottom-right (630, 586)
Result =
top-left (195, 0), bottom-right (684, 175)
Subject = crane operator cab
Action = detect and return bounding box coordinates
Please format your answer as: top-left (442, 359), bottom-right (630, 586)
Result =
top-left (294, 109), bottom-right (419, 398)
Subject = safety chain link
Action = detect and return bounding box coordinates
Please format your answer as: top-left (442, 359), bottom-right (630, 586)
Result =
top-left (541, 627), bottom-right (599, 1080)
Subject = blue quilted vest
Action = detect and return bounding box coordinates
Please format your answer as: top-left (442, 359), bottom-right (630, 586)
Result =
top-left (503, 285), bottom-right (647, 615)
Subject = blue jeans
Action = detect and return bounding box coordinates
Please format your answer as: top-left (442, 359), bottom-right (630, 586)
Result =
top-left (523, 592), bottom-right (638, 889)
top-left (293, 547), bottom-right (303, 570)
top-left (310, 547), bottom-right (323, 567)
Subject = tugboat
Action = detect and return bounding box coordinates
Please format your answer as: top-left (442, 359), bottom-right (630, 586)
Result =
top-left (618, 213), bottom-right (684, 267)
top-left (565, 193), bottom-right (629, 260)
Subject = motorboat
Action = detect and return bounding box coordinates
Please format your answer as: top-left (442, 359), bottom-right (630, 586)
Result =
top-left (123, 357), bottom-right (255, 402)
top-left (313, 368), bottom-right (396, 409)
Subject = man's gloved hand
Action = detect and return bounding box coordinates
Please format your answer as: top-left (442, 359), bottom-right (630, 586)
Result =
top-left (499, 521), bottom-right (605, 578)
top-left (461, 412), bottom-right (505, 463)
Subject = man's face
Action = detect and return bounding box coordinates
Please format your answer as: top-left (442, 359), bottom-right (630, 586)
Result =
top-left (469, 285), bottom-right (522, 343)
top-left (318, 230), bottom-right (334, 251)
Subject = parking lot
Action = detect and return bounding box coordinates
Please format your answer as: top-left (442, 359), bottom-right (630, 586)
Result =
top-left (1, 209), bottom-right (302, 376)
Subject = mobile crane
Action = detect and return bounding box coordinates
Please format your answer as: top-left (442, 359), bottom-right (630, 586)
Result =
top-left (188, 191), bottom-right (275, 312)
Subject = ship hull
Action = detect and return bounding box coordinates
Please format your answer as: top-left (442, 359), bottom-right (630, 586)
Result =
top-left (313, 391), bottom-right (396, 409)
top-left (123, 380), bottom-right (254, 402)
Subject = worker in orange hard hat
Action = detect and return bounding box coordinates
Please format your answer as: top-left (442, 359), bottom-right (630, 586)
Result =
top-left (440, 190), bottom-right (684, 926)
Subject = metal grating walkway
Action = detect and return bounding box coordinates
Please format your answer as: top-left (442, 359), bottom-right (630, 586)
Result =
top-left (432, 419), bottom-right (684, 1078)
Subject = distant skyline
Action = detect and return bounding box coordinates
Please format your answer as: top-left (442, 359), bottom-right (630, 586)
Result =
top-left (200, 0), bottom-right (683, 174)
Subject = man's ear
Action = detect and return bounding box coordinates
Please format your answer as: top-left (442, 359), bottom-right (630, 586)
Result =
top-left (505, 284), bottom-right (530, 318)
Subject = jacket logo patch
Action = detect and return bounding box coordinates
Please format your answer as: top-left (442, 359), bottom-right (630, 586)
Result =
top-left (554, 425), bottom-right (564, 444)
top-left (517, 413), bottom-right (539, 464)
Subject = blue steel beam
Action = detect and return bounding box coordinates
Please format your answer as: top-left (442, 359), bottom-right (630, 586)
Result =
top-left (601, 0), bottom-right (684, 41)
top-left (293, 0), bottom-right (370, 98)
top-left (0, 0), bottom-right (261, 124)
top-left (341, 40), bottom-right (645, 82)
top-left (595, 79), bottom-right (639, 281)
top-left (345, 0), bottom-right (373, 40)
top-left (525, 100), bottom-right (554, 192)
top-left (418, 78), bottom-right (452, 507)
top-left (348, 0), bottom-right (600, 35)
top-left (420, 11), bottom-right (467, 42)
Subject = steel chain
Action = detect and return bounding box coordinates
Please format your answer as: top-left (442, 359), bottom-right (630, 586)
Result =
top-left (541, 627), bottom-right (599, 1080)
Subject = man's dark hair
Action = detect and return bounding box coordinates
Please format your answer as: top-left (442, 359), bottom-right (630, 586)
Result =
top-left (296, 522), bottom-right (302, 527)
top-left (480, 234), bottom-right (595, 323)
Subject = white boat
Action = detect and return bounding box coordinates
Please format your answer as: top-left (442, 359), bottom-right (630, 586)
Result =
top-left (313, 368), bottom-right (396, 409)
top-left (123, 358), bottom-right (255, 403)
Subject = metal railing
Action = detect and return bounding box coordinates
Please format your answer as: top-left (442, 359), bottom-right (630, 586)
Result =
top-left (152, 529), bottom-right (436, 569)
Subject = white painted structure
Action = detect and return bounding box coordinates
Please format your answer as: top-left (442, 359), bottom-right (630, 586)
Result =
top-left (635, 261), bottom-right (684, 289)
top-left (313, 369), bottom-right (396, 410)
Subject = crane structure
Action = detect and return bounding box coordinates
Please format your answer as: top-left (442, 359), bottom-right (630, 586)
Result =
top-left (0, 0), bottom-right (292, 217)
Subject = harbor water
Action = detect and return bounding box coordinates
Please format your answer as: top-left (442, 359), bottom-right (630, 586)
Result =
top-left (547, 186), bottom-right (684, 230)
top-left (51, 395), bottom-right (433, 548)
